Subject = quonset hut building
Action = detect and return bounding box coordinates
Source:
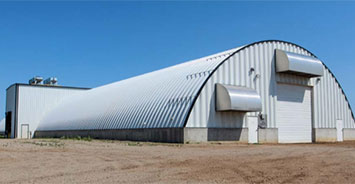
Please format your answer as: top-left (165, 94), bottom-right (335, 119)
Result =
top-left (9, 40), bottom-right (354, 143)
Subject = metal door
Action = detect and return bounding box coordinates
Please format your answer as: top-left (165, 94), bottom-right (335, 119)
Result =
top-left (277, 84), bottom-right (312, 143)
top-left (336, 119), bottom-right (343, 142)
top-left (248, 116), bottom-right (258, 144)
top-left (21, 124), bottom-right (29, 139)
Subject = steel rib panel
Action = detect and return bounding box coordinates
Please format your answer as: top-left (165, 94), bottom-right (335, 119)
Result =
top-left (37, 48), bottom-right (237, 131)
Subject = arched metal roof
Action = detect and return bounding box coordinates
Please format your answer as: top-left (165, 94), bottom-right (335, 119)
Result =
top-left (37, 40), bottom-right (354, 131)
top-left (37, 47), bottom-right (242, 130)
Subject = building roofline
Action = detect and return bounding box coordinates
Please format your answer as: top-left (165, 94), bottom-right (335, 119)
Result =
top-left (6, 83), bottom-right (90, 91)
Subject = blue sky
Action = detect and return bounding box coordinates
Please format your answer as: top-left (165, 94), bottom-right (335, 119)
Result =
top-left (0, 1), bottom-right (354, 119)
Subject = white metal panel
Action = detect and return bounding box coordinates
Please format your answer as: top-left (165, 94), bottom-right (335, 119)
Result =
top-left (186, 41), bottom-right (354, 131)
top-left (37, 48), bottom-right (242, 131)
top-left (277, 84), bottom-right (312, 143)
top-left (187, 41), bottom-right (301, 128)
top-left (313, 67), bottom-right (355, 129)
top-left (17, 85), bottom-right (87, 137)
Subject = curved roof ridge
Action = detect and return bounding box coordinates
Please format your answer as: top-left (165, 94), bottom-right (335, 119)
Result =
top-left (91, 46), bottom-right (242, 91)
top-left (37, 45), bottom-right (244, 131)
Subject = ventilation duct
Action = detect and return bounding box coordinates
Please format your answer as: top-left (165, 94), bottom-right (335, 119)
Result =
top-left (215, 84), bottom-right (262, 112)
top-left (44, 77), bottom-right (58, 85)
top-left (275, 49), bottom-right (323, 77)
top-left (29, 76), bottom-right (43, 85)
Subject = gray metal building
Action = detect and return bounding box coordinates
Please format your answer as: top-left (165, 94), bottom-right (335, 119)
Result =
top-left (21, 40), bottom-right (355, 143)
top-left (5, 82), bottom-right (89, 138)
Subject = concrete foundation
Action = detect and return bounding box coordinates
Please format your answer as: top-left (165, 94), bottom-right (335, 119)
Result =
top-left (183, 128), bottom-right (207, 143)
top-left (35, 128), bottom-right (184, 143)
top-left (36, 128), bottom-right (251, 143)
top-left (183, 128), bottom-right (248, 143)
top-left (258, 128), bottom-right (278, 143)
top-left (35, 127), bottom-right (354, 144)
top-left (207, 128), bottom-right (248, 142)
top-left (313, 128), bottom-right (337, 142)
top-left (344, 129), bottom-right (355, 141)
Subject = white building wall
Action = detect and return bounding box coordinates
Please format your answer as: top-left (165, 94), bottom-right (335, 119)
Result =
top-left (13, 85), bottom-right (87, 138)
top-left (313, 67), bottom-right (354, 128)
top-left (186, 41), bottom-right (354, 129)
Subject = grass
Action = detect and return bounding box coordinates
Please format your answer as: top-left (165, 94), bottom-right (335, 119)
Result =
top-left (117, 141), bottom-right (183, 147)
top-left (23, 139), bottom-right (64, 148)
top-left (60, 136), bottom-right (92, 142)
top-left (21, 136), bottom-right (92, 148)
top-left (127, 142), bottom-right (142, 146)
top-left (20, 137), bottom-right (185, 148)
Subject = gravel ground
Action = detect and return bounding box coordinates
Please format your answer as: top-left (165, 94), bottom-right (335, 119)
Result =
top-left (1, 139), bottom-right (355, 184)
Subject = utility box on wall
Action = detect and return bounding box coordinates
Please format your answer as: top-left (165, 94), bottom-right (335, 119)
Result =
top-left (258, 114), bottom-right (267, 129)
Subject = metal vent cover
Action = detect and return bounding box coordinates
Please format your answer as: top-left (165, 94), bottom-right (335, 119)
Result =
top-left (215, 83), bottom-right (262, 112)
top-left (275, 49), bottom-right (323, 77)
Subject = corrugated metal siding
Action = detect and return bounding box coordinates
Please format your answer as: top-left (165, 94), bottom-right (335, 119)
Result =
top-left (6, 85), bottom-right (16, 138)
top-left (276, 73), bottom-right (313, 86)
top-left (277, 84), bottom-right (312, 143)
top-left (186, 41), bottom-right (354, 129)
top-left (17, 86), bottom-right (87, 137)
top-left (36, 40), bottom-right (353, 131)
top-left (37, 48), bottom-right (241, 131)
top-left (313, 67), bottom-right (355, 128)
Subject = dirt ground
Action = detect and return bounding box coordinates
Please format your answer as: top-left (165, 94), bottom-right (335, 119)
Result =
top-left (1, 139), bottom-right (355, 184)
